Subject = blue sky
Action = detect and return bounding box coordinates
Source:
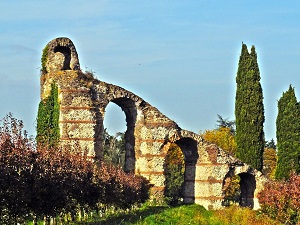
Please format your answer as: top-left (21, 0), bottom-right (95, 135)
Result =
top-left (0, 1), bottom-right (300, 141)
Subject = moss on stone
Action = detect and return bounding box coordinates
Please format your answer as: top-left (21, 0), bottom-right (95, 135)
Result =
top-left (41, 44), bottom-right (49, 74)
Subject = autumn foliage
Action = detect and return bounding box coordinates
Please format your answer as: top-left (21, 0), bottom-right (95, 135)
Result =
top-left (262, 147), bottom-right (277, 179)
top-left (201, 127), bottom-right (237, 155)
top-left (258, 172), bottom-right (300, 224)
top-left (0, 114), bottom-right (151, 224)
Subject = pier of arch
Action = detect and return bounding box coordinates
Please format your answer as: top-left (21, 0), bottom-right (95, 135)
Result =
top-left (40, 37), bottom-right (267, 210)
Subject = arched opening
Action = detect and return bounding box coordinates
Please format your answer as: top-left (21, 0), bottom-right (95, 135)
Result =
top-left (103, 103), bottom-right (126, 167)
top-left (53, 45), bottom-right (71, 70)
top-left (163, 143), bottom-right (185, 206)
top-left (175, 138), bottom-right (199, 204)
top-left (239, 173), bottom-right (256, 208)
top-left (222, 170), bottom-right (256, 209)
top-left (103, 98), bottom-right (137, 173)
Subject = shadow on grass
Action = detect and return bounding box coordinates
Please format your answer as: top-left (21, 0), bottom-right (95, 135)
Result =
top-left (76, 206), bottom-right (169, 225)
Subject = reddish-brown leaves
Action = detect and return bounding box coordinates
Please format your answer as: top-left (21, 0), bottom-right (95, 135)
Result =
top-left (258, 173), bottom-right (300, 224)
top-left (0, 114), bottom-right (151, 223)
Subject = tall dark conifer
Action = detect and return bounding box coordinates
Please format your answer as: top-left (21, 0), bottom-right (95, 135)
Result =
top-left (276, 85), bottom-right (300, 179)
top-left (235, 44), bottom-right (265, 171)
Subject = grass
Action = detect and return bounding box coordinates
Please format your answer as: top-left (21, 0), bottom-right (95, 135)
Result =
top-left (68, 204), bottom-right (281, 225)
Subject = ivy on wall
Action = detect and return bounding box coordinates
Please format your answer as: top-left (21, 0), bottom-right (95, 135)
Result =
top-left (36, 82), bottom-right (60, 148)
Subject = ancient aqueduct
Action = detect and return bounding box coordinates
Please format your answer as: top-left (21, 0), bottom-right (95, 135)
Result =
top-left (40, 37), bottom-right (267, 210)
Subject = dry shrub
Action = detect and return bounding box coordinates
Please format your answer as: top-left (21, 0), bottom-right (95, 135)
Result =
top-left (214, 205), bottom-right (280, 225)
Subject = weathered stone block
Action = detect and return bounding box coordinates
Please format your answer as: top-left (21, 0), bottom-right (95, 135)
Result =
top-left (194, 182), bottom-right (223, 198)
top-left (61, 109), bottom-right (95, 121)
top-left (61, 123), bottom-right (95, 139)
top-left (195, 165), bottom-right (229, 181)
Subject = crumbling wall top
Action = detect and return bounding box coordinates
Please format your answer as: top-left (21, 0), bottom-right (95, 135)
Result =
top-left (43, 37), bottom-right (80, 73)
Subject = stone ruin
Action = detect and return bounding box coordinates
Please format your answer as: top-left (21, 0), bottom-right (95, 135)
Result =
top-left (40, 37), bottom-right (267, 210)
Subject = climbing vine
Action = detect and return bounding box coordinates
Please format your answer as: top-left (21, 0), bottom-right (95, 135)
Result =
top-left (36, 82), bottom-right (60, 148)
top-left (41, 45), bottom-right (49, 74)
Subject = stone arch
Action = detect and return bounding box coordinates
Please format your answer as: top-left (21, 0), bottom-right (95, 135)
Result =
top-left (45, 37), bottom-right (80, 73)
top-left (103, 97), bottom-right (137, 173)
top-left (222, 166), bottom-right (257, 209)
top-left (175, 137), bottom-right (199, 203)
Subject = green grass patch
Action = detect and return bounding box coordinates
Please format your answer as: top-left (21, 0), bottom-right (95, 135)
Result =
top-left (139, 204), bottom-right (215, 225)
top-left (213, 205), bottom-right (281, 225)
top-left (67, 204), bottom-right (281, 225)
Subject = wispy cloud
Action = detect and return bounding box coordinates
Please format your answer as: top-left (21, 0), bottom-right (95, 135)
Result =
top-left (8, 44), bottom-right (37, 55)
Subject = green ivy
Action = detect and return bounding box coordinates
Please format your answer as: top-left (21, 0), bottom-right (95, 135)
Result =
top-left (36, 82), bottom-right (60, 148)
top-left (41, 45), bottom-right (49, 74)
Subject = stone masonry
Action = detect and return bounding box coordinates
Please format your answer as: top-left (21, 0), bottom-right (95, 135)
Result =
top-left (40, 37), bottom-right (267, 210)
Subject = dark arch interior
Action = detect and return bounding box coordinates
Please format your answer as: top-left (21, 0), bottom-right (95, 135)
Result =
top-left (222, 170), bottom-right (256, 209)
top-left (239, 173), bottom-right (256, 208)
top-left (54, 45), bottom-right (71, 70)
top-left (176, 138), bottom-right (199, 163)
top-left (175, 138), bottom-right (199, 203)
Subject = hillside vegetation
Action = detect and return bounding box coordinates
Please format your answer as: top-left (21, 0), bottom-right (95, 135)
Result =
top-left (69, 204), bottom-right (280, 225)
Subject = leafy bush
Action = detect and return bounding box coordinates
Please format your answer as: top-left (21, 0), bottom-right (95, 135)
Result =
top-left (163, 143), bottom-right (185, 206)
top-left (0, 114), bottom-right (151, 224)
top-left (222, 175), bottom-right (241, 206)
top-left (0, 114), bottom-right (34, 224)
top-left (258, 173), bottom-right (300, 224)
top-left (98, 163), bottom-right (152, 209)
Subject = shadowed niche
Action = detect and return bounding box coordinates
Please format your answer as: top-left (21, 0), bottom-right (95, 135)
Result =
top-left (176, 138), bottom-right (199, 203)
top-left (54, 46), bottom-right (71, 70)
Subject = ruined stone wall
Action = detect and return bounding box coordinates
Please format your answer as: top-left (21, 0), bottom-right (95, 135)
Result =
top-left (40, 37), bottom-right (267, 210)
top-left (41, 70), bottom-right (98, 157)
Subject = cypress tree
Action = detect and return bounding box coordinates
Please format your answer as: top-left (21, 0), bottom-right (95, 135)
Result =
top-left (36, 82), bottom-right (60, 148)
top-left (235, 44), bottom-right (265, 171)
top-left (275, 85), bottom-right (300, 179)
